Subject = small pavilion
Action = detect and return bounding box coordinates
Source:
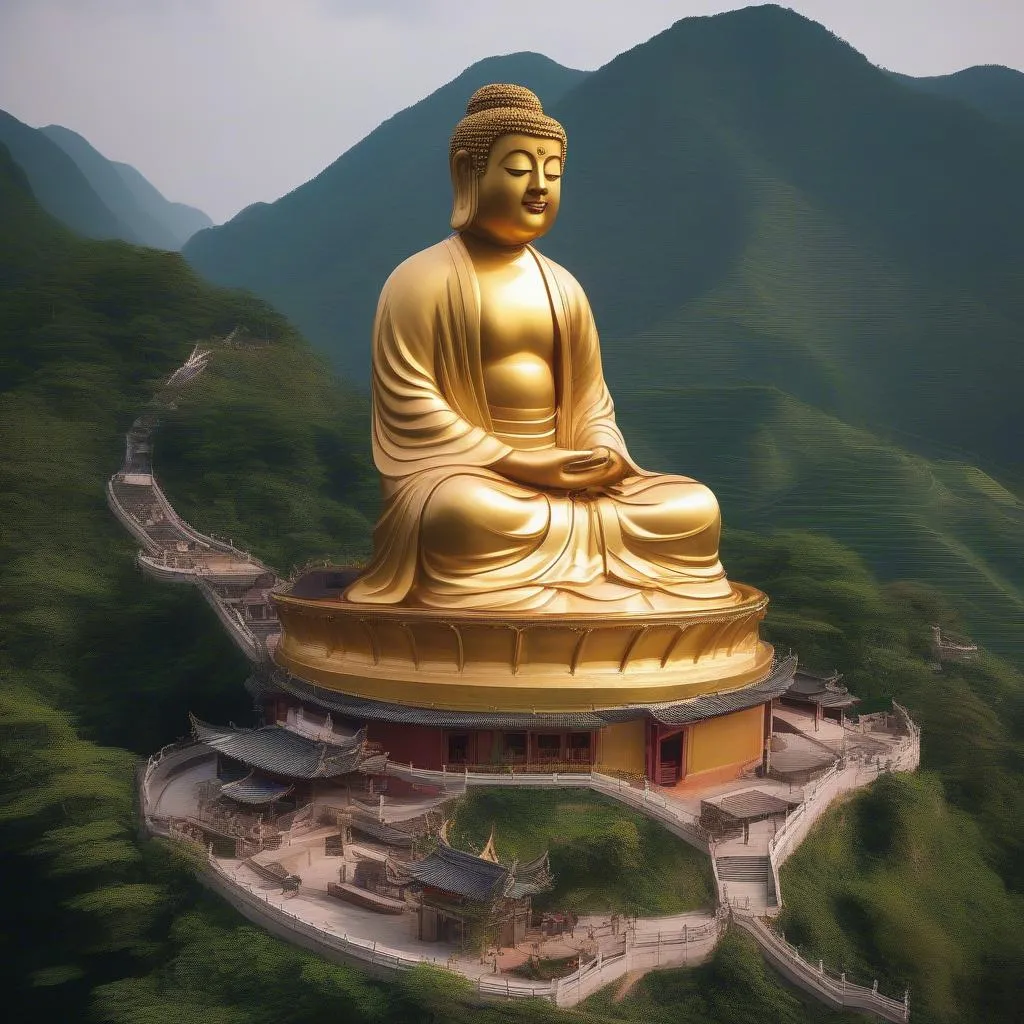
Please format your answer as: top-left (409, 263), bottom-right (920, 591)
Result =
top-left (780, 669), bottom-right (859, 728)
top-left (190, 713), bottom-right (388, 808)
top-left (398, 826), bottom-right (552, 950)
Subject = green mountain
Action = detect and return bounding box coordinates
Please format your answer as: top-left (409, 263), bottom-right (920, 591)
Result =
top-left (0, 109), bottom-right (132, 241)
top-left (3, 134), bottom-right (1023, 1022)
top-left (183, 5), bottom-right (1024, 656)
top-left (183, 50), bottom-right (588, 379)
top-left (184, 7), bottom-right (1024, 486)
top-left (40, 124), bottom-right (212, 248)
top-left (894, 64), bottom-right (1024, 132)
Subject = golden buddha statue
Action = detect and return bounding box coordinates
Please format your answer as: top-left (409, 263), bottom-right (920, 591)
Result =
top-left (344, 83), bottom-right (737, 615)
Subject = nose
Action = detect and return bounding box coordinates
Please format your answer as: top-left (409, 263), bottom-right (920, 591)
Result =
top-left (528, 166), bottom-right (549, 194)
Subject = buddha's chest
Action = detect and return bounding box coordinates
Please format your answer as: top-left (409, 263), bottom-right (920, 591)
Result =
top-left (476, 258), bottom-right (556, 370)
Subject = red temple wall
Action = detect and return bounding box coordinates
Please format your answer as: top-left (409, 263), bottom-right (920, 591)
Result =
top-left (367, 722), bottom-right (444, 769)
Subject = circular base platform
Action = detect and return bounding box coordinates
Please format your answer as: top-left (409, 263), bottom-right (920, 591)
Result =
top-left (271, 582), bottom-right (772, 712)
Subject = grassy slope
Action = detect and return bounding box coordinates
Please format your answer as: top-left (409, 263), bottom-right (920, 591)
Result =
top-left (449, 789), bottom-right (715, 916)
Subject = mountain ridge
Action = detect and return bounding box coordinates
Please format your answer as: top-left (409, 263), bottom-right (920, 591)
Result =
top-left (0, 108), bottom-right (134, 241)
top-left (41, 124), bottom-right (212, 248)
top-left (893, 63), bottom-right (1024, 131)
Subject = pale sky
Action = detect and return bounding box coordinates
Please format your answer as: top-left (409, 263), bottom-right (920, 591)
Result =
top-left (1, 0), bottom-right (1022, 223)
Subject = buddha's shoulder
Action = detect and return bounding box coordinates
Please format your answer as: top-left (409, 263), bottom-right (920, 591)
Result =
top-left (382, 240), bottom-right (458, 300)
top-left (532, 249), bottom-right (589, 301)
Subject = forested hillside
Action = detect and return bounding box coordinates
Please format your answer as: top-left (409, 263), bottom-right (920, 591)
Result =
top-left (2, 44), bottom-right (1023, 1015)
top-left (184, 6), bottom-right (1024, 482)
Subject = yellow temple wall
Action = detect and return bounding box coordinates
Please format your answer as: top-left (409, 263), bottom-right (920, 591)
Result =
top-left (685, 706), bottom-right (764, 777)
top-left (598, 720), bottom-right (646, 776)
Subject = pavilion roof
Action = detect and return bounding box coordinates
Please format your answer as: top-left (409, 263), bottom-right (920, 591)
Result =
top-left (646, 655), bottom-right (798, 726)
top-left (219, 772), bottom-right (294, 805)
top-left (407, 833), bottom-right (552, 903)
top-left (190, 713), bottom-right (375, 779)
top-left (785, 669), bottom-right (860, 708)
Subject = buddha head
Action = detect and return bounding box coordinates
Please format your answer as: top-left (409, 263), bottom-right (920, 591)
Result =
top-left (449, 83), bottom-right (567, 246)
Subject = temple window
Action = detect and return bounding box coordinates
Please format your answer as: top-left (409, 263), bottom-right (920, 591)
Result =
top-left (447, 734), bottom-right (469, 765)
top-left (503, 732), bottom-right (527, 763)
top-left (536, 734), bottom-right (561, 762)
top-left (568, 732), bottom-right (592, 763)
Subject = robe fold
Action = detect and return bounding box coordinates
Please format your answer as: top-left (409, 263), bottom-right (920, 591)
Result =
top-left (344, 234), bottom-right (733, 612)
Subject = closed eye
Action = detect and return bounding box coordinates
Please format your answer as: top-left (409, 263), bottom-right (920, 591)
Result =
top-left (505, 168), bottom-right (529, 177)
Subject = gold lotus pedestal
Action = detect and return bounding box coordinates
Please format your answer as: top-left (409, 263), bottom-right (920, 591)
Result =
top-left (273, 583), bottom-right (772, 713)
top-left (270, 577), bottom-right (784, 786)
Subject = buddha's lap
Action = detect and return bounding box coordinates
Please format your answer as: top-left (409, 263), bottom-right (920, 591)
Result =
top-left (419, 472), bottom-right (720, 558)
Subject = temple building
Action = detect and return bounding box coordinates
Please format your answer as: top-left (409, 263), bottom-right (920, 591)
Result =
top-left (189, 713), bottom-right (388, 807)
top-left (393, 828), bottom-right (552, 948)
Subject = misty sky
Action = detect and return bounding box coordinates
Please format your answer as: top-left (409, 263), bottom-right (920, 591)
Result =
top-left (2, 0), bottom-right (1022, 224)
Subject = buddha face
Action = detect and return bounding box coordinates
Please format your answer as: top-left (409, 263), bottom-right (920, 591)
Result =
top-left (465, 134), bottom-right (563, 246)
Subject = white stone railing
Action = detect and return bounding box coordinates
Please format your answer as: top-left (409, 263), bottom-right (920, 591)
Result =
top-left (732, 915), bottom-right (908, 1022)
top-left (201, 854), bottom-right (723, 1008)
top-left (769, 704), bottom-right (920, 883)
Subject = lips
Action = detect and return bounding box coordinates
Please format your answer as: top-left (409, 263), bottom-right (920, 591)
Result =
top-left (523, 201), bottom-right (547, 213)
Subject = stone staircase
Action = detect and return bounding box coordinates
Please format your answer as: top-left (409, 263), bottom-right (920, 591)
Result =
top-left (716, 855), bottom-right (776, 912)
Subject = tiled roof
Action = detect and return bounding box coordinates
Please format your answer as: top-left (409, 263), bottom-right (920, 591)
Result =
top-left (251, 655), bottom-right (797, 730)
top-left (646, 655), bottom-right (798, 725)
top-left (190, 713), bottom-right (369, 779)
top-left (408, 842), bottom-right (514, 902)
top-left (349, 809), bottom-right (431, 847)
top-left (785, 668), bottom-right (859, 708)
top-left (219, 773), bottom-right (294, 805)
top-left (508, 851), bottom-right (553, 899)
top-left (408, 839), bottom-right (553, 902)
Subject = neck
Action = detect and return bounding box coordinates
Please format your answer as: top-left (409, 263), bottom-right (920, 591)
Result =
top-left (459, 230), bottom-right (529, 262)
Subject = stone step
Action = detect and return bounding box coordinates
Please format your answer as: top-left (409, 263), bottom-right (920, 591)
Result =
top-left (716, 855), bottom-right (772, 882)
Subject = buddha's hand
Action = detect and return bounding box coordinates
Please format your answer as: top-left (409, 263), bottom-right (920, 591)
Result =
top-left (492, 446), bottom-right (629, 491)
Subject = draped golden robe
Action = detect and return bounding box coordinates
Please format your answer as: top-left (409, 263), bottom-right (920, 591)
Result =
top-left (344, 235), bottom-right (735, 613)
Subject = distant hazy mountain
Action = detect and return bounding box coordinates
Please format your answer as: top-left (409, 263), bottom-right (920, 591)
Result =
top-left (41, 124), bottom-right (212, 248)
top-left (0, 109), bottom-right (133, 241)
top-left (184, 50), bottom-right (587, 372)
top-left (894, 64), bottom-right (1024, 131)
top-left (183, 7), bottom-right (1024, 485)
top-left (110, 159), bottom-right (213, 244)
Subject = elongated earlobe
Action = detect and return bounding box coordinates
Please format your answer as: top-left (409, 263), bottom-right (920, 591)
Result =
top-left (450, 149), bottom-right (478, 231)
